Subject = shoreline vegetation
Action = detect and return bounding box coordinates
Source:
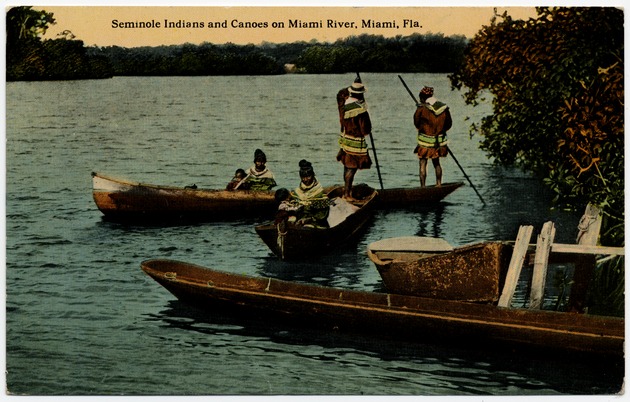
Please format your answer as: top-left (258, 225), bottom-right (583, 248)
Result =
top-left (7, 6), bottom-right (467, 81)
top-left (8, 33), bottom-right (468, 81)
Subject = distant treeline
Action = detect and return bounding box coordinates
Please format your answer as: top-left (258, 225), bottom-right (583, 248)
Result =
top-left (8, 7), bottom-right (468, 80)
top-left (91, 33), bottom-right (468, 76)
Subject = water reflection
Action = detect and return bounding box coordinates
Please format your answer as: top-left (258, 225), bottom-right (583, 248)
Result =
top-left (483, 167), bottom-right (581, 243)
top-left (255, 240), bottom-right (376, 290)
top-left (414, 203), bottom-right (447, 239)
top-left (145, 300), bottom-right (623, 395)
top-left (256, 255), bottom-right (340, 285)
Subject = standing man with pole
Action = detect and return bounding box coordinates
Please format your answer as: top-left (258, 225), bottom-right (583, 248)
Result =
top-left (398, 75), bottom-right (486, 204)
top-left (413, 86), bottom-right (451, 188)
top-left (336, 75), bottom-right (378, 201)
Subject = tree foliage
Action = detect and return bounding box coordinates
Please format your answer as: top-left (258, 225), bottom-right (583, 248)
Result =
top-left (449, 7), bottom-right (624, 246)
top-left (297, 33), bottom-right (467, 73)
top-left (7, 6), bottom-right (113, 80)
top-left (95, 42), bottom-right (285, 76)
top-left (297, 45), bottom-right (361, 73)
top-left (7, 6), bottom-right (55, 80)
top-left (6, 5), bottom-right (55, 43)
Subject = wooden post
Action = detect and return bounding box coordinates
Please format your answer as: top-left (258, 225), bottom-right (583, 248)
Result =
top-left (576, 203), bottom-right (602, 245)
top-left (529, 222), bottom-right (556, 309)
top-left (498, 225), bottom-right (534, 308)
top-left (568, 203), bottom-right (603, 312)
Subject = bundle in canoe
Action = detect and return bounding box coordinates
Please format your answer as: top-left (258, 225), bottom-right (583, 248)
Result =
top-left (255, 184), bottom-right (378, 260)
top-left (376, 182), bottom-right (464, 208)
top-left (368, 238), bottom-right (512, 302)
top-left (140, 258), bottom-right (624, 359)
top-left (91, 172), bottom-right (277, 222)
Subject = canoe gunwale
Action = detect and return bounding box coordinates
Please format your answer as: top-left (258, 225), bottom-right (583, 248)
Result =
top-left (92, 171), bottom-right (276, 198)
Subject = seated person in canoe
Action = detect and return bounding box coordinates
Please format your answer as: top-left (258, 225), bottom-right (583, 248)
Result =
top-left (274, 162), bottom-right (360, 229)
top-left (290, 160), bottom-right (330, 228)
top-left (273, 188), bottom-right (302, 224)
top-left (225, 168), bottom-right (249, 190)
top-left (242, 149), bottom-right (277, 191)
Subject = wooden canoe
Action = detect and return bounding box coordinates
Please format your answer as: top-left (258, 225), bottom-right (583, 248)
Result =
top-left (368, 239), bottom-right (513, 302)
top-left (376, 182), bottom-right (464, 208)
top-left (92, 172), bottom-right (460, 222)
top-left (92, 172), bottom-right (277, 221)
top-left (140, 258), bottom-right (624, 359)
top-left (255, 184), bottom-right (378, 260)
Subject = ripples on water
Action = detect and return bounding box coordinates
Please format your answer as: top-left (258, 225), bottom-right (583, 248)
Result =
top-left (5, 75), bottom-right (621, 395)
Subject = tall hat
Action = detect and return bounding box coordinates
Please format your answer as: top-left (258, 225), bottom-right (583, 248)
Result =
top-left (254, 148), bottom-right (267, 162)
top-left (348, 77), bottom-right (366, 94)
top-left (419, 86), bottom-right (434, 98)
top-left (299, 159), bottom-right (315, 177)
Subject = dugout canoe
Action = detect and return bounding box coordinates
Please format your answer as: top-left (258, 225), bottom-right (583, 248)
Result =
top-left (92, 172), bottom-right (277, 221)
top-left (368, 239), bottom-right (513, 302)
top-left (255, 184), bottom-right (378, 260)
top-left (140, 258), bottom-right (624, 359)
top-left (376, 182), bottom-right (464, 208)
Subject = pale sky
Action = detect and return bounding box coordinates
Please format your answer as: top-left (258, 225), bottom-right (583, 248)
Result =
top-left (34, 6), bottom-right (539, 47)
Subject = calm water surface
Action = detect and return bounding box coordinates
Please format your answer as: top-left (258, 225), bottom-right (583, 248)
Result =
top-left (5, 74), bottom-right (622, 395)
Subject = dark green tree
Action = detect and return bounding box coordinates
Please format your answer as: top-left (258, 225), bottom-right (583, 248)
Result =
top-left (6, 5), bottom-right (55, 43)
top-left (296, 45), bottom-right (338, 73)
top-left (7, 6), bottom-right (113, 80)
top-left (6, 6), bottom-right (55, 80)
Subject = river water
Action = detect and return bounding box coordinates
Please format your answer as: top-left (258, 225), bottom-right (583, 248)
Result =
top-left (5, 74), bottom-right (623, 395)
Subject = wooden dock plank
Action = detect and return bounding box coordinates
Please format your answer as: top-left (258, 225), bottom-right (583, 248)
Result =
top-left (498, 225), bottom-right (533, 308)
top-left (550, 243), bottom-right (624, 256)
top-left (529, 222), bottom-right (556, 309)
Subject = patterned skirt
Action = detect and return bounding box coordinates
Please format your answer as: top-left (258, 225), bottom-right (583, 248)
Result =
top-left (415, 132), bottom-right (449, 159)
top-left (337, 148), bottom-right (372, 169)
top-left (415, 145), bottom-right (448, 159)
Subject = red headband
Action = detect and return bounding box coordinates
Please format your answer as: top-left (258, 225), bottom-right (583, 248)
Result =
top-left (420, 86), bottom-right (434, 97)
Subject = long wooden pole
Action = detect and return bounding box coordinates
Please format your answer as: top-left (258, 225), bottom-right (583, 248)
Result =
top-left (445, 149), bottom-right (486, 206)
top-left (357, 72), bottom-right (384, 190)
top-left (397, 75), bottom-right (486, 205)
